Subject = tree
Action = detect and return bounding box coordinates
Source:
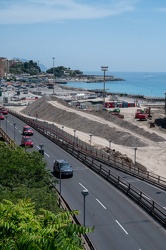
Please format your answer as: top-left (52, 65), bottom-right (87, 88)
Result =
top-left (0, 198), bottom-right (93, 250)
top-left (0, 142), bottom-right (59, 213)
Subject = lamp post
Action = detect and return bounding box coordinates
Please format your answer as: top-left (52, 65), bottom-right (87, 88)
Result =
top-left (37, 60), bottom-right (40, 90)
top-left (13, 122), bottom-right (16, 141)
top-left (73, 129), bottom-right (76, 145)
top-left (81, 189), bottom-right (89, 227)
top-left (52, 57), bottom-right (55, 95)
top-left (5, 115), bottom-right (8, 133)
top-left (109, 140), bottom-right (111, 150)
top-left (101, 66), bottom-right (108, 106)
top-left (165, 92), bottom-right (166, 109)
top-left (134, 147), bottom-right (137, 170)
top-left (39, 143), bottom-right (44, 156)
top-left (89, 134), bottom-right (92, 149)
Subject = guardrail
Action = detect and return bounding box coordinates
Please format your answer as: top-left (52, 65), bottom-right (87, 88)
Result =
top-left (8, 109), bottom-right (166, 190)
top-left (50, 184), bottom-right (96, 250)
top-left (0, 126), bottom-right (16, 147)
top-left (7, 110), bottom-right (166, 228)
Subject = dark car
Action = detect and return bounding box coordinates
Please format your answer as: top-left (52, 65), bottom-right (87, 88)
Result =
top-left (53, 159), bottom-right (73, 178)
top-left (22, 126), bottom-right (33, 135)
top-left (21, 136), bottom-right (33, 147)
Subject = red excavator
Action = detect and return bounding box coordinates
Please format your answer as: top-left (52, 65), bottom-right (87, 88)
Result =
top-left (135, 107), bottom-right (151, 121)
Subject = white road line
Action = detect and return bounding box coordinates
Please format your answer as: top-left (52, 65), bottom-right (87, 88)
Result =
top-left (96, 199), bottom-right (106, 209)
top-left (44, 152), bottom-right (50, 157)
top-left (79, 183), bottom-right (87, 190)
top-left (115, 220), bottom-right (128, 235)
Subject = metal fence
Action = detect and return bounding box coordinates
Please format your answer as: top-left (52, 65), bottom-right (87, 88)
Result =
top-left (8, 109), bottom-right (166, 190)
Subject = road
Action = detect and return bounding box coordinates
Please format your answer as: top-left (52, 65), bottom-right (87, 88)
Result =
top-left (1, 114), bottom-right (166, 250)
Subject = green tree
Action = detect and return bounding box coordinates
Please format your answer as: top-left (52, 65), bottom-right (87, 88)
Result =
top-left (0, 142), bottom-right (59, 213)
top-left (0, 199), bottom-right (93, 250)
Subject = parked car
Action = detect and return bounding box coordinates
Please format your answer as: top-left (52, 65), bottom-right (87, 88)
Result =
top-left (53, 159), bottom-right (73, 178)
top-left (21, 136), bottom-right (33, 147)
top-left (22, 126), bottom-right (33, 135)
top-left (0, 113), bottom-right (4, 120)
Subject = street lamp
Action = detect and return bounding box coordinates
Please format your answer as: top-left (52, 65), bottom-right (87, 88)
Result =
top-left (73, 129), bottom-right (76, 144)
top-left (101, 66), bottom-right (108, 106)
top-left (13, 122), bottom-right (16, 141)
top-left (81, 189), bottom-right (89, 227)
top-left (134, 147), bottom-right (137, 167)
top-left (89, 134), bottom-right (92, 149)
top-left (5, 115), bottom-right (8, 133)
top-left (165, 92), bottom-right (166, 109)
top-left (52, 57), bottom-right (55, 95)
top-left (39, 143), bottom-right (44, 156)
top-left (109, 140), bottom-right (111, 150)
top-left (37, 60), bottom-right (40, 90)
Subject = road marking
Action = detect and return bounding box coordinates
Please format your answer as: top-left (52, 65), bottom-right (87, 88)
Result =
top-left (163, 207), bottom-right (166, 210)
top-left (79, 183), bottom-right (87, 190)
top-left (115, 220), bottom-right (128, 235)
top-left (96, 199), bottom-right (106, 209)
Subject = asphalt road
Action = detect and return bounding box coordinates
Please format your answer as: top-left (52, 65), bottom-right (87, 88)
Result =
top-left (1, 114), bottom-right (166, 250)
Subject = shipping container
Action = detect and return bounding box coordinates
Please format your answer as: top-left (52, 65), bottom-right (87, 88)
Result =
top-left (104, 102), bottom-right (115, 108)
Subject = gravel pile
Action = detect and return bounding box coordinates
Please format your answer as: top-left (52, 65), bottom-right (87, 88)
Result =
top-left (21, 96), bottom-right (165, 147)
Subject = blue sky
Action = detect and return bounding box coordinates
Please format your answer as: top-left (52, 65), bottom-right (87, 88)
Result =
top-left (0, 0), bottom-right (166, 72)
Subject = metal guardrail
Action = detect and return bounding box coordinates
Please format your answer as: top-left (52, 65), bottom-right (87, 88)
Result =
top-left (0, 126), bottom-right (16, 147)
top-left (9, 109), bottom-right (166, 190)
top-left (7, 110), bottom-right (166, 228)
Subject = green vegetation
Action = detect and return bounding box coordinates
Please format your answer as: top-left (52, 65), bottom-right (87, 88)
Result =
top-left (0, 199), bottom-right (93, 250)
top-left (0, 142), bottom-right (59, 213)
top-left (0, 142), bottom-right (93, 249)
top-left (46, 66), bottom-right (83, 77)
top-left (9, 60), bottom-right (41, 75)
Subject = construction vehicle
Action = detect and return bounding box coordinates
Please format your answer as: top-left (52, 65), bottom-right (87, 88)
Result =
top-left (110, 108), bottom-right (120, 115)
top-left (135, 107), bottom-right (151, 121)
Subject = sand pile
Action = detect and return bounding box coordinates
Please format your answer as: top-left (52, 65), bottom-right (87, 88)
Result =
top-left (21, 96), bottom-right (165, 148)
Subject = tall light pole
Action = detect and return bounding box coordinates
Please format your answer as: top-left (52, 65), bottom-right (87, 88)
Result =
top-left (109, 140), bottom-right (111, 150)
top-left (5, 115), bottom-right (8, 133)
top-left (13, 122), bottom-right (16, 141)
top-left (134, 147), bottom-right (137, 171)
top-left (165, 92), bottom-right (166, 109)
top-left (73, 129), bottom-right (76, 145)
top-left (101, 66), bottom-right (108, 106)
top-left (37, 60), bottom-right (40, 90)
top-left (81, 189), bottom-right (89, 227)
top-left (89, 134), bottom-right (92, 150)
top-left (52, 57), bottom-right (55, 95)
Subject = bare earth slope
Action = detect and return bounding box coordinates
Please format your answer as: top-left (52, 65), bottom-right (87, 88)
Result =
top-left (21, 95), bottom-right (166, 178)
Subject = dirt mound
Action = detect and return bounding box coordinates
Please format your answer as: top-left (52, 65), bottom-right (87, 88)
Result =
top-left (21, 96), bottom-right (165, 147)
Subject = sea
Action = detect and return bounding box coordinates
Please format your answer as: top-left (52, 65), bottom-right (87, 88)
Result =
top-left (66, 72), bottom-right (166, 98)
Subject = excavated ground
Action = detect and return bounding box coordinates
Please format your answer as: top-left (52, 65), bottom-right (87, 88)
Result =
top-left (21, 95), bottom-right (165, 148)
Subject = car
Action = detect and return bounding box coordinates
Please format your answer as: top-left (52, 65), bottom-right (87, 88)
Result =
top-left (22, 126), bottom-right (33, 135)
top-left (1, 109), bottom-right (8, 115)
top-left (21, 136), bottom-right (33, 147)
top-left (53, 159), bottom-right (73, 178)
top-left (0, 113), bottom-right (4, 120)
